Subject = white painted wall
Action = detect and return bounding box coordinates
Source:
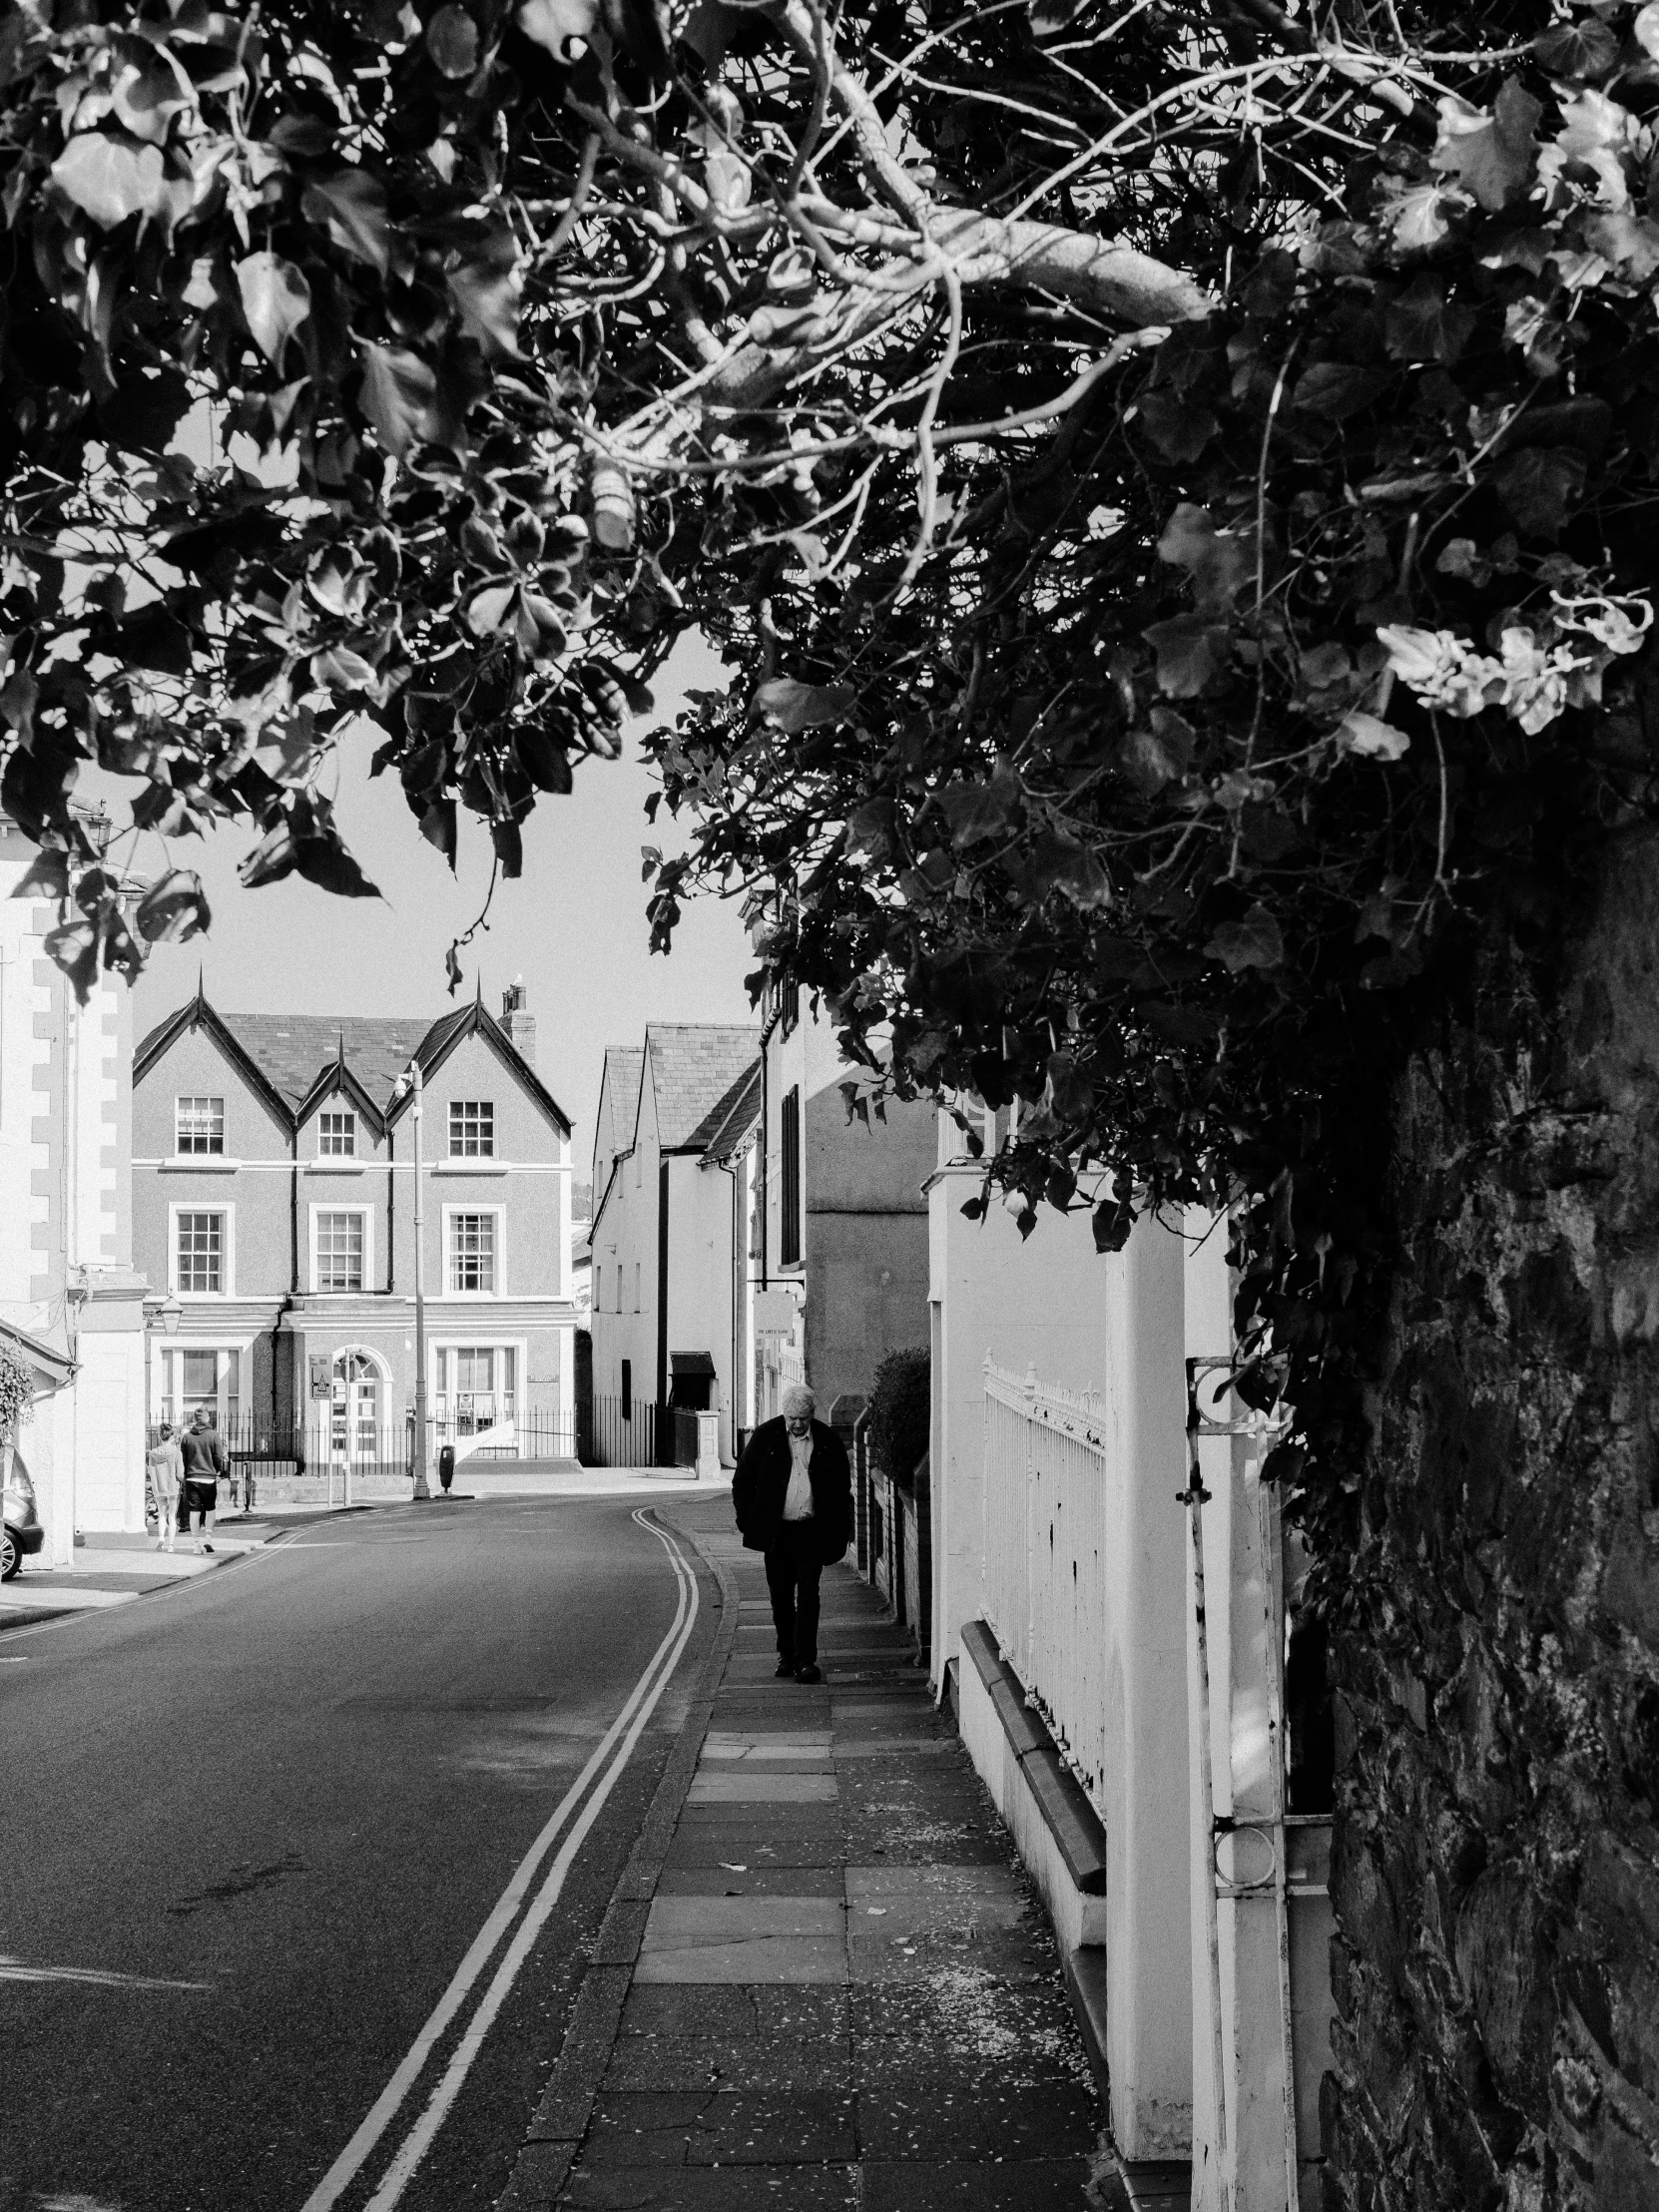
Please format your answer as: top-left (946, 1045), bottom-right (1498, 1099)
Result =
top-left (930, 1105), bottom-right (1194, 2159)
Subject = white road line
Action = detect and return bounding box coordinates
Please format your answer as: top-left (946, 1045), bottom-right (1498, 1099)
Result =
top-left (297, 1509), bottom-right (699, 2212)
top-left (0, 1955), bottom-right (212, 1991)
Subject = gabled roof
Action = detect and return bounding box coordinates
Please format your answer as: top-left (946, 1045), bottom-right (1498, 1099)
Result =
top-left (136, 992), bottom-right (571, 1135)
top-left (595, 1046), bottom-right (645, 1158)
top-left (644, 1023), bottom-right (761, 1153)
top-left (691, 1060), bottom-right (761, 1164)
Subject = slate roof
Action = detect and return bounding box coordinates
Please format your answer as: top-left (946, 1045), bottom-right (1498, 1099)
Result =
top-left (215, 1012), bottom-right (464, 1112)
top-left (596, 1046), bottom-right (645, 1158)
top-left (136, 996), bottom-right (570, 1131)
top-left (689, 1059), bottom-right (761, 1163)
top-left (645, 1023), bottom-right (761, 1152)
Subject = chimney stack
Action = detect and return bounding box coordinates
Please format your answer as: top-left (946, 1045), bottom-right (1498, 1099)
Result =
top-left (501, 977), bottom-right (536, 1066)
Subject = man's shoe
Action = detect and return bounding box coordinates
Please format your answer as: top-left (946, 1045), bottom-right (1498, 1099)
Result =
top-left (775, 1657), bottom-right (796, 1678)
top-left (795, 1663), bottom-right (823, 1684)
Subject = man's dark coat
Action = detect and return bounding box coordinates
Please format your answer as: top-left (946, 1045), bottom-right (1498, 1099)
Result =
top-left (732, 1416), bottom-right (852, 1562)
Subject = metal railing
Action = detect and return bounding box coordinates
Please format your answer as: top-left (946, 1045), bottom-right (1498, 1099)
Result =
top-left (148, 1408), bottom-right (577, 1477)
top-left (982, 1360), bottom-right (1110, 1818)
top-left (579, 1395), bottom-right (707, 1469)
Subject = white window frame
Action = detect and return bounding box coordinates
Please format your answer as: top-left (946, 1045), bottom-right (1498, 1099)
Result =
top-left (309, 1203), bottom-right (373, 1295)
top-left (175, 1094), bottom-right (226, 1157)
top-left (448, 1099), bottom-right (496, 1159)
top-left (318, 1108), bottom-right (357, 1158)
top-left (428, 1336), bottom-right (528, 1432)
top-left (443, 1204), bottom-right (504, 1297)
top-left (169, 1202), bottom-right (235, 1297)
top-left (158, 1343), bottom-right (243, 1432)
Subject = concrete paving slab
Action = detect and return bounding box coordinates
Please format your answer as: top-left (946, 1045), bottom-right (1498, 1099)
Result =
top-left (846, 1864), bottom-right (1025, 1904)
top-left (619, 1984), bottom-right (849, 2038)
top-left (643, 1896), bottom-right (845, 1940)
top-left (832, 1740), bottom-right (958, 1759)
top-left (860, 2159), bottom-right (1111, 2209)
top-left (685, 1773), bottom-right (838, 1804)
top-left (857, 2072), bottom-right (1099, 2161)
top-left (565, 2167), bottom-right (860, 2209)
top-left (633, 1935), bottom-right (847, 1984)
top-left (847, 1925), bottom-right (1055, 1985)
top-left (585, 2087), bottom-right (860, 2167)
top-left (661, 1831), bottom-right (849, 1871)
top-left (655, 1866), bottom-right (847, 1900)
top-left (601, 2035), bottom-right (851, 2093)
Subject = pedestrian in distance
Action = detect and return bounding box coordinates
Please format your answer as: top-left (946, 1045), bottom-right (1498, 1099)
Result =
top-left (179, 1407), bottom-right (228, 1554)
top-left (732, 1382), bottom-right (852, 1683)
top-left (146, 1422), bottom-right (184, 1553)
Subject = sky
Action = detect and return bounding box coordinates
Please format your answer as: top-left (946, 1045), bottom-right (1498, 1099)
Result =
top-left (103, 631), bottom-right (755, 1177)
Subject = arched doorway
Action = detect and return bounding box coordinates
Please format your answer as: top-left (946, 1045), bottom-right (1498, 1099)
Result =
top-left (328, 1348), bottom-right (387, 1472)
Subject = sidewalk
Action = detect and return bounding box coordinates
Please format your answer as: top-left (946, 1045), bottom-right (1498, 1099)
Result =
top-left (0, 1503), bottom-right (348, 1631)
top-left (496, 1492), bottom-right (1112, 2210)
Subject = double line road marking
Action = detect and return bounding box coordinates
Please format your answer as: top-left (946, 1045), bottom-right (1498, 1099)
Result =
top-left (300, 1508), bottom-right (701, 2212)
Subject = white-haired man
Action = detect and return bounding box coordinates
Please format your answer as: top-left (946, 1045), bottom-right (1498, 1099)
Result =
top-left (732, 1382), bottom-right (853, 1683)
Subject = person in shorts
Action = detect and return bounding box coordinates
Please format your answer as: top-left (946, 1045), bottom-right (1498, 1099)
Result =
top-left (146, 1423), bottom-right (184, 1552)
top-left (179, 1408), bottom-right (228, 1553)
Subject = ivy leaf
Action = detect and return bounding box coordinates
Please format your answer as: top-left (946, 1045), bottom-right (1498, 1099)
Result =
top-left (136, 868), bottom-right (212, 944)
top-left (302, 171), bottom-right (391, 275)
top-left (50, 134), bottom-right (167, 229)
top-left (1137, 390), bottom-right (1218, 462)
top-left (1383, 276), bottom-right (1477, 364)
top-left (753, 678), bottom-right (856, 731)
top-left (1156, 503), bottom-right (1252, 613)
top-left (491, 818), bottom-right (524, 878)
top-left (1293, 363), bottom-right (1388, 419)
top-left (1143, 615), bottom-right (1229, 698)
top-left (1430, 81), bottom-right (1540, 213)
top-left (1495, 447), bottom-right (1587, 540)
top-left (357, 342), bottom-right (437, 456)
top-left (1205, 903), bottom-right (1285, 971)
top-left (237, 253), bottom-right (312, 362)
top-left (939, 777), bottom-right (1019, 847)
top-left (448, 255), bottom-right (523, 359)
top-left (1338, 711), bottom-right (1411, 761)
top-left (426, 3), bottom-right (480, 75)
top-left (1532, 17), bottom-right (1619, 80)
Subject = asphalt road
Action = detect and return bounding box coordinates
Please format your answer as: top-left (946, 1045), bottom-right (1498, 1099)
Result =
top-left (0, 1495), bottom-right (718, 2212)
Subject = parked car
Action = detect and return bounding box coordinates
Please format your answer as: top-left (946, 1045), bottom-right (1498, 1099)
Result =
top-left (2, 1455), bottom-right (45, 1580)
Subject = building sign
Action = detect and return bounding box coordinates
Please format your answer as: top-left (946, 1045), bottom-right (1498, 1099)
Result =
top-left (309, 1355), bottom-right (331, 1401)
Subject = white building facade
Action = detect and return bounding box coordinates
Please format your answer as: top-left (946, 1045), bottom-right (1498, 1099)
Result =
top-left (0, 813), bottom-right (150, 1560)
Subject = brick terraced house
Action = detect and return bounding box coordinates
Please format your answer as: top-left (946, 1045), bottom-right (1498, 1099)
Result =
top-left (132, 981), bottom-right (576, 1479)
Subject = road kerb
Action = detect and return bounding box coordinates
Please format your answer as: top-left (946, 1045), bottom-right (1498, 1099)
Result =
top-left (494, 1507), bottom-right (741, 2211)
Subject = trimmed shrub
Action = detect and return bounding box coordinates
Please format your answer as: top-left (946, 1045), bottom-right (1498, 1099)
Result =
top-left (866, 1347), bottom-right (929, 1494)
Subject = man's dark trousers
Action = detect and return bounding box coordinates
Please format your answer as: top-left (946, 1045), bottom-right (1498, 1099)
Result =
top-left (765, 1522), bottom-right (824, 1668)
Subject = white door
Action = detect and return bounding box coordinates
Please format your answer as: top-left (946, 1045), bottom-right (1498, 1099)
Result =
top-left (329, 1353), bottom-right (381, 1466)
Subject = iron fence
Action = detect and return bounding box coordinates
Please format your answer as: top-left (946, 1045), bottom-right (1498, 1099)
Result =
top-left (580, 1396), bottom-right (705, 1469)
top-left (147, 1408), bottom-right (577, 1478)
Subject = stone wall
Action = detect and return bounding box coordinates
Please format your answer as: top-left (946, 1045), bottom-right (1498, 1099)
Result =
top-left (1325, 826), bottom-right (1659, 2211)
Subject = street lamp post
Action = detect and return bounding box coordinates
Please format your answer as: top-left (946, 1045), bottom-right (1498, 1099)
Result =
top-left (410, 1060), bottom-right (431, 1501)
top-left (394, 1060), bottom-right (433, 1502)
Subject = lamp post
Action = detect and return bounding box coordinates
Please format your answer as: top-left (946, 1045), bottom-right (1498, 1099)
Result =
top-left (395, 1061), bottom-right (432, 1501)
